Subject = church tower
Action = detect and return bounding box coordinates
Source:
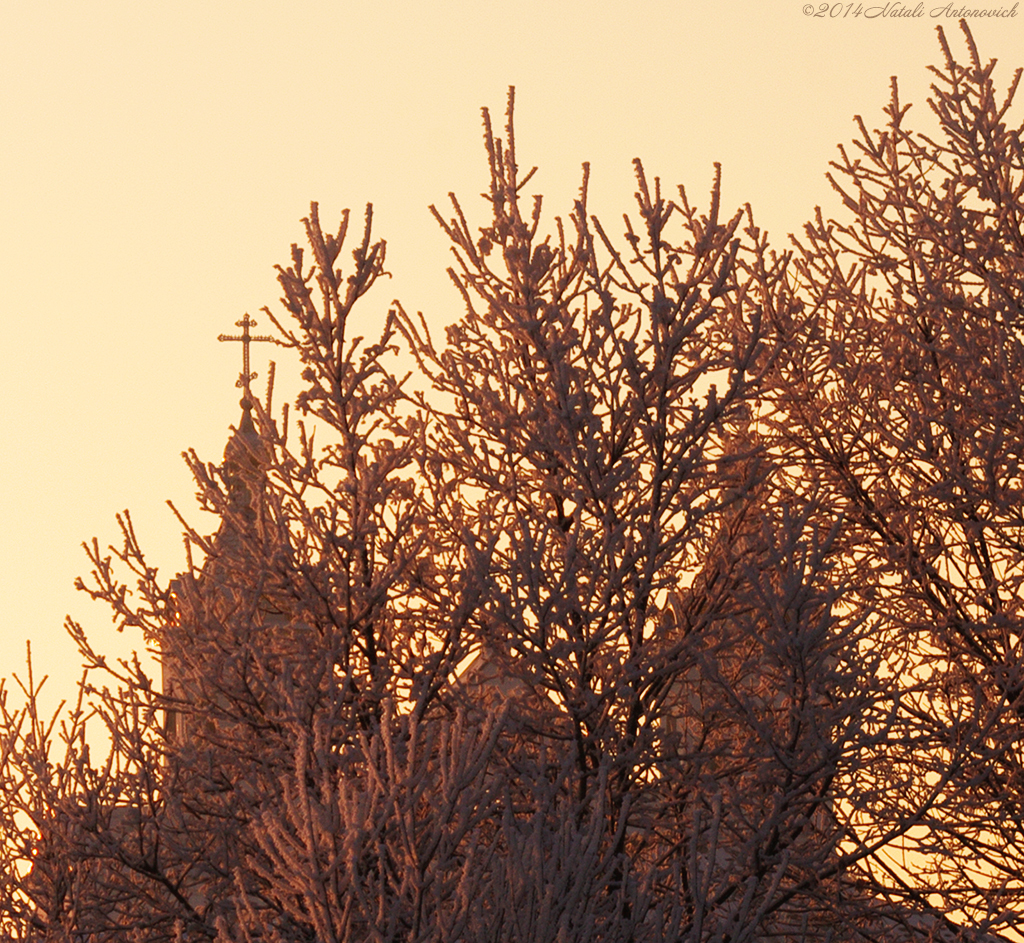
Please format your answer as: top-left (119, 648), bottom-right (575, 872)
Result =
top-left (162, 315), bottom-right (280, 744)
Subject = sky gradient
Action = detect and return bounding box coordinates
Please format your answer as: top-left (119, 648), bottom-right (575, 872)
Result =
top-left (3, 0), bottom-right (1022, 707)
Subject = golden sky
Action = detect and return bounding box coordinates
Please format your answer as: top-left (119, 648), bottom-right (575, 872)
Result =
top-left (2, 0), bottom-right (1022, 704)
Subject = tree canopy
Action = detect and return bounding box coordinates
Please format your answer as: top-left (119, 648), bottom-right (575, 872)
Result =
top-left (4, 20), bottom-right (1024, 943)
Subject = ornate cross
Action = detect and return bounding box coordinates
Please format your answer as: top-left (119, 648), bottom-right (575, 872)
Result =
top-left (217, 313), bottom-right (277, 400)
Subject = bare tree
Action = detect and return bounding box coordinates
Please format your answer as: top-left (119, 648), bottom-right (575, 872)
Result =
top-left (394, 93), bottom-right (886, 942)
top-left (770, 19), bottom-right (1024, 941)
top-left (4, 24), bottom-right (1024, 942)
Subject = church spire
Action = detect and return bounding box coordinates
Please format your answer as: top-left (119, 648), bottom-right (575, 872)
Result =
top-left (217, 313), bottom-right (277, 511)
top-left (218, 313), bottom-right (277, 427)
top-left (162, 321), bottom-right (284, 746)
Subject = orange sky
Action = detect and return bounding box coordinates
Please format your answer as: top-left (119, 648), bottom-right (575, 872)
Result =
top-left (2, 0), bottom-right (1022, 707)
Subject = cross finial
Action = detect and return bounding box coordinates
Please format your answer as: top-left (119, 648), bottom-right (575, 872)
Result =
top-left (217, 314), bottom-right (277, 402)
